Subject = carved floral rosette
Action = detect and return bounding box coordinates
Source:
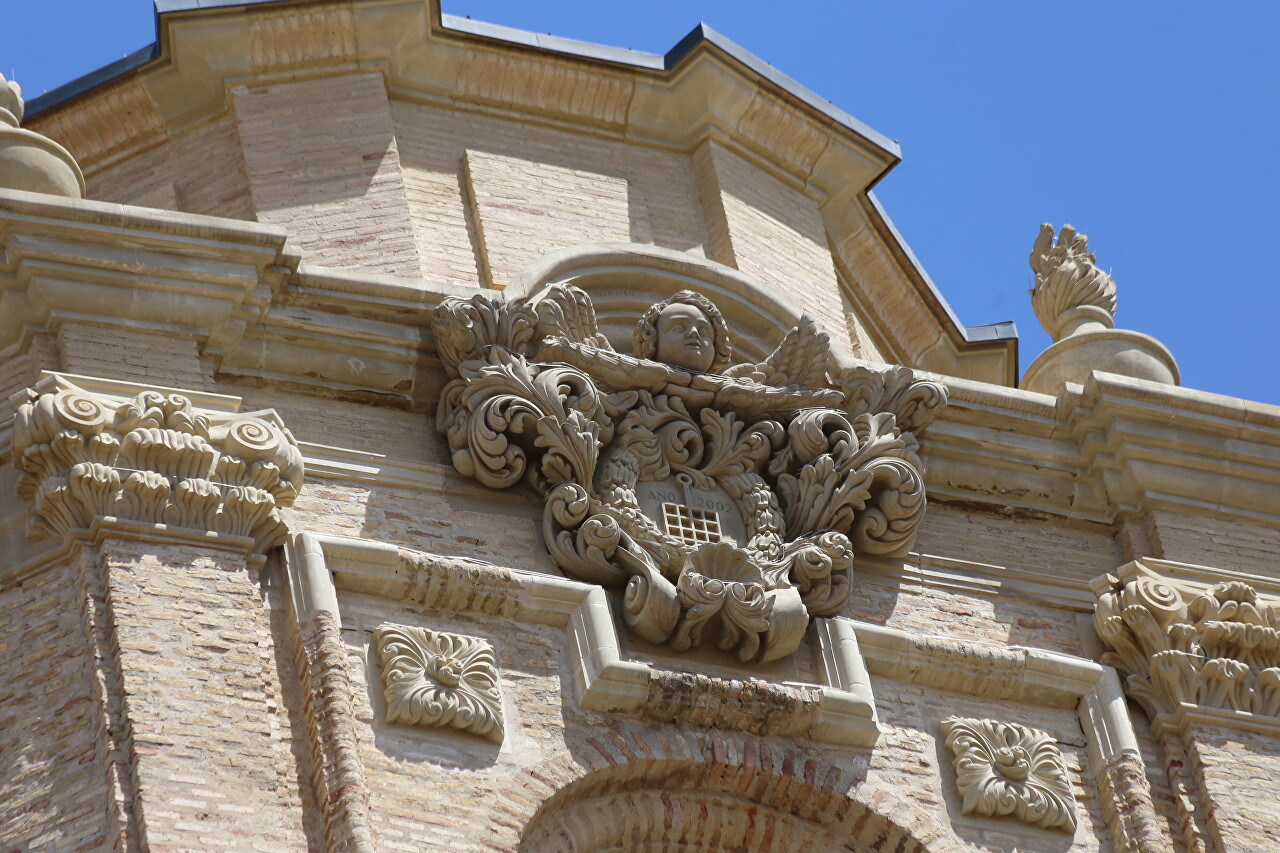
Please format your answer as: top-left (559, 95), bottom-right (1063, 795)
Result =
top-left (1092, 561), bottom-right (1280, 721)
top-left (941, 717), bottom-right (1078, 833)
top-left (373, 623), bottom-right (504, 743)
top-left (432, 284), bottom-right (946, 663)
top-left (12, 376), bottom-right (303, 553)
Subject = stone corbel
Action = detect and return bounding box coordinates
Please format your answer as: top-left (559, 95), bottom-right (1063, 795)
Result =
top-left (11, 372), bottom-right (303, 554)
top-left (1091, 559), bottom-right (1280, 737)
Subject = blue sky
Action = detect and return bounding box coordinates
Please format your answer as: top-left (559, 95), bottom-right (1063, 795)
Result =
top-left (4, 1), bottom-right (1278, 403)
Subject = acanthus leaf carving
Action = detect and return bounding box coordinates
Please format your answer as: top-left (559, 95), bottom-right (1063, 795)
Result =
top-left (941, 717), bottom-right (1078, 833)
top-left (373, 623), bottom-right (504, 743)
top-left (12, 377), bottom-right (303, 553)
top-left (1091, 561), bottom-right (1280, 723)
top-left (432, 283), bottom-right (947, 662)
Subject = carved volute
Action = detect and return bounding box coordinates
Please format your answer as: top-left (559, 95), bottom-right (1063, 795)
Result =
top-left (11, 375), bottom-right (303, 553)
top-left (1092, 561), bottom-right (1280, 729)
top-left (432, 284), bottom-right (947, 663)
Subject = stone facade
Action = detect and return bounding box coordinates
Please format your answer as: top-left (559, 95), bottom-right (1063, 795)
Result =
top-left (1, 2), bottom-right (1278, 851)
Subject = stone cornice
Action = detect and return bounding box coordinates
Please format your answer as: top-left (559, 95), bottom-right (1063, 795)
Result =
top-left (20, 0), bottom-right (1011, 382)
top-left (926, 370), bottom-right (1280, 527)
top-left (0, 188), bottom-right (295, 363)
top-left (0, 185), bottom-right (1275, 532)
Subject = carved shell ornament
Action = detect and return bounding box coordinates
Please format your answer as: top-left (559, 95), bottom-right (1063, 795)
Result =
top-left (433, 285), bottom-right (946, 662)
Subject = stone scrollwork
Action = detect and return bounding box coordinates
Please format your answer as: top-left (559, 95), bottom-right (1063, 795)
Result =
top-left (1092, 561), bottom-right (1280, 721)
top-left (12, 375), bottom-right (303, 553)
top-left (432, 284), bottom-right (946, 663)
top-left (373, 623), bottom-right (504, 743)
top-left (941, 717), bottom-right (1078, 834)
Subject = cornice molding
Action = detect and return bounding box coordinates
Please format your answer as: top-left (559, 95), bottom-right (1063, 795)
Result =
top-left (285, 532), bottom-right (881, 748)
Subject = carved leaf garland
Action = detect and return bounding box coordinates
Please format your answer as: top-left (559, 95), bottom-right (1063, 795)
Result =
top-left (941, 718), bottom-right (1078, 833)
top-left (432, 285), bottom-right (946, 662)
top-left (373, 624), bottom-right (504, 743)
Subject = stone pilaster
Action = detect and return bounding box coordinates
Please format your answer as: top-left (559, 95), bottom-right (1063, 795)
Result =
top-left (10, 375), bottom-right (309, 850)
top-left (1091, 561), bottom-right (1280, 852)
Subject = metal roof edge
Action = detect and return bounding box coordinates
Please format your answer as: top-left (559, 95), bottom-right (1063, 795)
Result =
top-left (27, 0), bottom-right (901, 164)
top-left (26, 43), bottom-right (161, 115)
top-left (866, 191), bottom-right (1019, 347)
top-left (666, 23), bottom-right (900, 160)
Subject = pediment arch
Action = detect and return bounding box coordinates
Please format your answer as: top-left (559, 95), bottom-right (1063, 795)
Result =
top-left (505, 242), bottom-right (822, 367)
top-left (516, 755), bottom-right (949, 853)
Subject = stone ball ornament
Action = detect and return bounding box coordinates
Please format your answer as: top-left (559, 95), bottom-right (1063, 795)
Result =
top-left (0, 73), bottom-right (86, 198)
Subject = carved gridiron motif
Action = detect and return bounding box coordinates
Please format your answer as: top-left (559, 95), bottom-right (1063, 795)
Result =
top-left (432, 284), bottom-right (947, 662)
top-left (662, 503), bottom-right (722, 546)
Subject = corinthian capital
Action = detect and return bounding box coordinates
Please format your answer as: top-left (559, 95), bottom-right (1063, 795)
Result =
top-left (1091, 561), bottom-right (1280, 730)
top-left (12, 376), bottom-right (303, 553)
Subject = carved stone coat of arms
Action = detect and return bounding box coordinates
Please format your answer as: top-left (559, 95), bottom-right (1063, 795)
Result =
top-left (433, 286), bottom-right (946, 663)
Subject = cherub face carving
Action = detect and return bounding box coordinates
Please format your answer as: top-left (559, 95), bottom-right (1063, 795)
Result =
top-left (655, 302), bottom-right (716, 372)
top-left (633, 290), bottom-right (732, 373)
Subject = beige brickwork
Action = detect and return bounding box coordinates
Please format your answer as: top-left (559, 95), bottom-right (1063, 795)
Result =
top-left (232, 72), bottom-right (421, 277)
top-left (0, 556), bottom-right (113, 852)
top-left (84, 113), bottom-right (255, 219)
top-left (692, 138), bottom-right (852, 350)
top-left (392, 101), bottom-right (709, 289)
top-left (57, 323), bottom-right (216, 392)
top-left (92, 536), bottom-right (310, 850)
top-left (3, 3), bottom-right (1279, 852)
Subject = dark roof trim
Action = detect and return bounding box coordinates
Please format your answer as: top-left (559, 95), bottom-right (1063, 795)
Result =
top-left (27, 0), bottom-right (901, 162)
top-left (25, 0), bottom-right (1006, 370)
top-left (27, 43), bottom-right (159, 115)
top-left (866, 191), bottom-right (1019, 348)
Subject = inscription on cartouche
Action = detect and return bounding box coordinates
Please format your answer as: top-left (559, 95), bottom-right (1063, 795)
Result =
top-left (432, 285), bottom-right (946, 662)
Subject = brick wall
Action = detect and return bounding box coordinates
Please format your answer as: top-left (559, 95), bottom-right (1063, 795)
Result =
top-left (0, 559), bottom-right (111, 852)
top-left (57, 323), bottom-right (215, 392)
top-left (93, 537), bottom-right (313, 850)
top-left (692, 139), bottom-right (850, 350)
top-left (392, 101), bottom-right (709, 289)
top-left (84, 113), bottom-right (255, 220)
top-left (232, 72), bottom-right (422, 277)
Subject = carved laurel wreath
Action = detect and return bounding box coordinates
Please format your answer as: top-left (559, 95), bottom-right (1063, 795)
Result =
top-left (941, 717), bottom-right (1078, 833)
top-left (432, 284), bottom-right (946, 663)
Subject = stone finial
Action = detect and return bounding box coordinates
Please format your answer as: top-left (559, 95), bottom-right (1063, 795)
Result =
top-left (0, 74), bottom-right (23, 127)
top-left (1029, 223), bottom-right (1117, 341)
top-left (0, 73), bottom-right (85, 198)
top-left (1020, 223), bottom-right (1177, 393)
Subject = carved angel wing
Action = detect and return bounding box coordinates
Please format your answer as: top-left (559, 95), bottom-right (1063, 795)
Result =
top-left (534, 284), bottom-right (613, 350)
top-left (724, 315), bottom-right (829, 389)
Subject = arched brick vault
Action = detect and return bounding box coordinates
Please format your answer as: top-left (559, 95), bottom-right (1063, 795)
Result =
top-left (481, 728), bottom-right (963, 853)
